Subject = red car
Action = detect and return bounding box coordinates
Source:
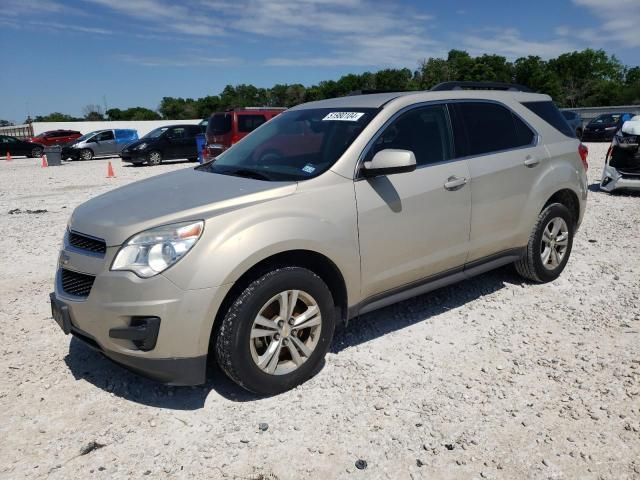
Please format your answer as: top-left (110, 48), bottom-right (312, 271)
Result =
top-left (28, 129), bottom-right (82, 146)
top-left (203, 108), bottom-right (285, 160)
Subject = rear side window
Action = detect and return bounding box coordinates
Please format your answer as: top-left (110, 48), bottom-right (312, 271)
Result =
top-left (451, 102), bottom-right (535, 157)
top-left (523, 101), bottom-right (575, 138)
top-left (238, 115), bottom-right (267, 133)
top-left (207, 114), bottom-right (232, 135)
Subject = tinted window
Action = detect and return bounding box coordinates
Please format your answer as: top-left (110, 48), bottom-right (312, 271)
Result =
top-left (369, 104), bottom-right (452, 166)
top-left (207, 114), bottom-right (232, 135)
top-left (561, 111), bottom-right (576, 120)
top-left (95, 131), bottom-right (114, 141)
top-left (238, 115), bottom-right (267, 133)
top-left (523, 101), bottom-right (575, 138)
top-left (167, 127), bottom-right (186, 139)
top-left (453, 102), bottom-right (535, 156)
top-left (189, 125), bottom-right (204, 135)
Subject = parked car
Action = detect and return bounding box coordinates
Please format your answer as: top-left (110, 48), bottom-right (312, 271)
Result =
top-left (601, 115), bottom-right (640, 192)
top-left (561, 110), bottom-right (583, 138)
top-left (28, 129), bottom-right (81, 146)
top-left (51, 82), bottom-right (587, 395)
top-left (62, 129), bottom-right (138, 160)
top-left (581, 112), bottom-right (634, 141)
top-left (0, 135), bottom-right (44, 158)
top-left (203, 108), bottom-right (286, 160)
top-left (120, 124), bottom-right (204, 166)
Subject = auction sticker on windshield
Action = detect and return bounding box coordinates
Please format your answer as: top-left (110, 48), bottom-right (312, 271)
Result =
top-left (322, 112), bottom-right (365, 121)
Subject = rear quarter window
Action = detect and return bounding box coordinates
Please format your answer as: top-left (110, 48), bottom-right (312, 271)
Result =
top-left (523, 101), bottom-right (575, 138)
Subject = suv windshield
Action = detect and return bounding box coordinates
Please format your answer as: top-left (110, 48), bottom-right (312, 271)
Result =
top-left (198, 108), bottom-right (377, 181)
top-left (143, 127), bottom-right (169, 139)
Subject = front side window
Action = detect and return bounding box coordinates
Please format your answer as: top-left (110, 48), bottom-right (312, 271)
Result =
top-left (198, 108), bottom-right (377, 181)
top-left (453, 102), bottom-right (535, 157)
top-left (368, 104), bottom-right (453, 166)
top-left (238, 115), bottom-right (267, 133)
top-left (95, 131), bottom-right (115, 141)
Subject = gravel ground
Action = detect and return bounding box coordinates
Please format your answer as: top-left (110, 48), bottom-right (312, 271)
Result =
top-left (0, 145), bottom-right (639, 480)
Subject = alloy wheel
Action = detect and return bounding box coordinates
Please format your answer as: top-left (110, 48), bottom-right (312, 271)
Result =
top-left (249, 289), bottom-right (322, 375)
top-left (540, 217), bottom-right (569, 270)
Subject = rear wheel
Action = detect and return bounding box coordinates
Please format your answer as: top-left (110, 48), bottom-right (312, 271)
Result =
top-left (147, 150), bottom-right (162, 166)
top-left (515, 203), bottom-right (574, 283)
top-left (215, 267), bottom-right (335, 395)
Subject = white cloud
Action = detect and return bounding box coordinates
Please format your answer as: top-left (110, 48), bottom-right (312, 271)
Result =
top-left (462, 28), bottom-right (578, 59)
top-left (116, 53), bottom-right (240, 67)
top-left (572, 0), bottom-right (640, 48)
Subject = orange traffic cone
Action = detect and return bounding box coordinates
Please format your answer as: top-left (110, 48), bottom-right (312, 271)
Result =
top-left (107, 161), bottom-right (115, 178)
top-left (6, 151), bottom-right (11, 161)
top-left (41, 155), bottom-right (48, 168)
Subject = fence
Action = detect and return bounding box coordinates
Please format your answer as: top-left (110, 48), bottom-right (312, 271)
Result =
top-left (0, 124), bottom-right (34, 138)
top-left (0, 119), bottom-right (203, 139)
top-left (560, 105), bottom-right (640, 123)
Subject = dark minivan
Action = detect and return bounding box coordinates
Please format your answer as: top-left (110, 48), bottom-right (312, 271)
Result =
top-left (121, 124), bottom-right (204, 166)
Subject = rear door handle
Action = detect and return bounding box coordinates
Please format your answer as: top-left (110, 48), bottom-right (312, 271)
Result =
top-left (444, 176), bottom-right (467, 191)
top-left (524, 155), bottom-right (540, 167)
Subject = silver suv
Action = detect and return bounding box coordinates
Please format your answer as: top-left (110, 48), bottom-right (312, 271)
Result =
top-left (50, 82), bottom-right (588, 395)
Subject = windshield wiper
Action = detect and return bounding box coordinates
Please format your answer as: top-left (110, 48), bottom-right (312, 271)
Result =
top-left (219, 168), bottom-right (273, 181)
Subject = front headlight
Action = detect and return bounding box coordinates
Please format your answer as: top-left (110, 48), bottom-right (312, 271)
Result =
top-left (111, 220), bottom-right (204, 278)
top-left (135, 142), bottom-right (148, 150)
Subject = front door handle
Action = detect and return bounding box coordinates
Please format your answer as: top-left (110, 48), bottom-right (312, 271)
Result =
top-left (524, 155), bottom-right (540, 167)
top-left (444, 175), bottom-right (467, 191)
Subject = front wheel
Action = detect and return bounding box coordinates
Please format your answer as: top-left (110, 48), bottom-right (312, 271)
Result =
top-left (515, 203), bottom-right (574, 283)
top-left (147, 150), bottom-right (162, 166)
top-left (31, 147), bottom-right (43, 158)
top-left (215, 267), bottom-right (336, 395)
top-left (80, 149), bottom-right (93, 161)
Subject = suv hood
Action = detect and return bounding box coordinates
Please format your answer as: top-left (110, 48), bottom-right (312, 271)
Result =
top-left (70, 168), bottom-right (297, 246)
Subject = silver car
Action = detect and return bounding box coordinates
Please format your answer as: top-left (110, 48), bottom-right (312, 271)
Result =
top-left (50, 83), bottom-right (588, 394)
top-left (63, 129), bottom-right (138, 161)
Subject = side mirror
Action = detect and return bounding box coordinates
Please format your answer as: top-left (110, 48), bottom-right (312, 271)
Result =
top-left (362, 149), bottom-right (417, 177)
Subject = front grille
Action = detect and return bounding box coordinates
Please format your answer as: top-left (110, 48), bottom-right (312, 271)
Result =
top-left (69, 231), bottom-right (106, 255)
top-left (61, 269), bottom-right (95, 297)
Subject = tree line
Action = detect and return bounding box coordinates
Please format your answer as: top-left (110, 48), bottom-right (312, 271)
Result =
top-left (8, 48), bottom-right (640, 125)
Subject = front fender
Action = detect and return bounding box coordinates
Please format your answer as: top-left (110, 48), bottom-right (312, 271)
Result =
top-left (163, 180), bottom-right (360, 302)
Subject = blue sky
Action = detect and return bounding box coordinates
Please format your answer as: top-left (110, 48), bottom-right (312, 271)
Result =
top-left (1, 0), bottom-right (639, 123)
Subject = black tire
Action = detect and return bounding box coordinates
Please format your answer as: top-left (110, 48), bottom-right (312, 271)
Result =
top-left (515, 203), bottom-right (574, 283)
top-left (215, 267), bottom-right (336, 395)
top-left (80, 149), bottom-right (93, 161)
top-left (31, 147), bottom-right (43, 158)
top-left (147, 150), bottom-right (162, 166)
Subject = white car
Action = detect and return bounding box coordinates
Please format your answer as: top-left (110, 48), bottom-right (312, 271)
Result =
top-left (601, 115), bottom-right (640, 192)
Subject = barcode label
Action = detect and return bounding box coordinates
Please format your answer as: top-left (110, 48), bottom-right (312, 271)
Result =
top-left (322, 112), bottom-right (365, 122)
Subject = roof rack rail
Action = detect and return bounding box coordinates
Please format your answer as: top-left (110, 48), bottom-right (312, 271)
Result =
top-left (430, 81), bottom-right (532, 93)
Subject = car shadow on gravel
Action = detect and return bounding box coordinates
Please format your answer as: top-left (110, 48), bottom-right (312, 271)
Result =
top-left (64, 266), bottom-right (518, 409)
top-left (64, 339), bottom-right (261, 409)
top-left (331, 266), bottom-right (518, 353)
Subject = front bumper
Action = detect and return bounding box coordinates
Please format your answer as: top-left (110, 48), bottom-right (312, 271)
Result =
top-left (120, 151), bottom-right (147, 163)
top-left (601, 164), bottom-right (640, 192)
top-left (50, 243), bottom-right (231, 385)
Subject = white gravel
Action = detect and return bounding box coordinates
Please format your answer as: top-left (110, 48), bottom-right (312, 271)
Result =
top-left (0, 146), bottom-right (639, 480)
